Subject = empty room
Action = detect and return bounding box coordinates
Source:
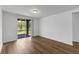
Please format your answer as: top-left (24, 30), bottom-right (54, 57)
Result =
top-left (0, 5), bottom-right (79, 54)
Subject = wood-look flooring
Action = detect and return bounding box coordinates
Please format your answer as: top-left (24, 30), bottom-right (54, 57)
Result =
top-left (1, 36), bottom-right (79, 54)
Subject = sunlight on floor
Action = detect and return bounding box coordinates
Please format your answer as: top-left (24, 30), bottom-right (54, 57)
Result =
top-left (12, 37), bottom-right (32, 53)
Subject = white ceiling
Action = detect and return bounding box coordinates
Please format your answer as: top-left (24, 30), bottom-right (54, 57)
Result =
top-left (2, 5), bottom-right (79, 18)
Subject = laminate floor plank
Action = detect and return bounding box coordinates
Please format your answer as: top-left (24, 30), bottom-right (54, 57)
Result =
top-left (1, 36), bottom-right (79, 54)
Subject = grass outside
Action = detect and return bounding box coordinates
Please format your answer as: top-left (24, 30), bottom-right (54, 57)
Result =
top-left (17, 30), bottom-right (31, 35)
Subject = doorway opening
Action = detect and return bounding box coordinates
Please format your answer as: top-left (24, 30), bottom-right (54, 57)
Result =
top-left (17, 18), bottom-right (32, 39)
top-left (72, 12), bottom-right (79, 48)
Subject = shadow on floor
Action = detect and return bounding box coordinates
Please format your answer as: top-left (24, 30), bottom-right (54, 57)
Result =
top-left (18, 34), bottom-right (31, 39)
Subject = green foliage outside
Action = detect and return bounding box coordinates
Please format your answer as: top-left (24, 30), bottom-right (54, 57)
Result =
top-left (17, 20), bottom-right (31, 35)
top-left (17, 21), bottom-right (26, 35)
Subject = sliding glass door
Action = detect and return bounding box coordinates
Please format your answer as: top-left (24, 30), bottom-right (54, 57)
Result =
top-left (17, 18), bottom-right (31, 39)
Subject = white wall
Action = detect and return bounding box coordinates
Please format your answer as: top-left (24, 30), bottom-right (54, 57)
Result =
top-left (0, 6), bottom-right (2, 52)
top-left (39, 11), bottom-right (73, 45)
top-left (3, 11), bottom-right (17, 43)
top-left (2, 11), bottom-right (34, 43)
top-left (72, 12), bottom-right (79, 42)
